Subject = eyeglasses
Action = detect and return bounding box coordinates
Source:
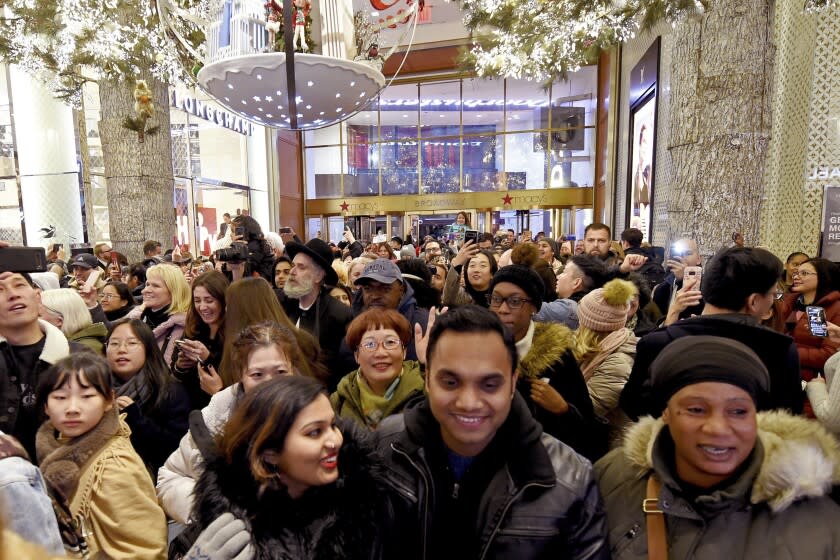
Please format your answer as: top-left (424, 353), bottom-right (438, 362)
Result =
top-left (358, 337), bottom-right (403, 353)
top-left (487, 294), bottom-right (533, 309)
top-left (106, 339), bottom-right (143, 351)
top-left (794, 270), bottom-right (816, 278)
top-left (99, 294), bottom-right (117, 301)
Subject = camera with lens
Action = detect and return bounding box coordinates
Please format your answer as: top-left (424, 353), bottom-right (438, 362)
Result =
top-left (215, 243), bottom-right (248, 263)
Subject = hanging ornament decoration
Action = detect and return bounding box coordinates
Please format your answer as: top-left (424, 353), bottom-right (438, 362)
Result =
top-left (157, 0), bottom-right (422, 130)
top-left (122, 79), bottom-right (161, 142)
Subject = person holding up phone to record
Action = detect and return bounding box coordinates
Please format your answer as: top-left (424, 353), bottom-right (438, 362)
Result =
top-left (779, 258), bottom-right (840, 389)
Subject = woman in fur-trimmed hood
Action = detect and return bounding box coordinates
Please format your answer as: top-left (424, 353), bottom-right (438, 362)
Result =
top-left (489, 265), bottom-right (603, 460)
top-left (595, 336), bottom-right (840, 559)
top-left (189, 376), bottom-right (395, 560)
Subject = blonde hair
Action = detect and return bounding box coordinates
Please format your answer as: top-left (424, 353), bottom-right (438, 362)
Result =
top-left (40, 288), bottom-right (92, 337)
top-left (146, 264), bottom-right (191, 314)
top-left (572, 325), bottom-right (606, 364)
top-left (331, 259), bottom-right (348, 286)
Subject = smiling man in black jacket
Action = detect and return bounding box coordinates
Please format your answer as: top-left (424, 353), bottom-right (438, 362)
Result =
top-left (377, 306), bottom-right (608, 560)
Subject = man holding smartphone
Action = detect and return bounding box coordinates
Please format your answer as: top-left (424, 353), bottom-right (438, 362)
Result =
top-left (68, 253), bottom-right (106, 295)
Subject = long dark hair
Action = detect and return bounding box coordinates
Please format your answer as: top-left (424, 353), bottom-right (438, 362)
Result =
top-left (185, 271), bottom-right (229, 339)
top-left (107, 319), bottom-right (173, 413)
top-left (803, 258), bottom-right (838, 304)
top-left (220, 376), bottom-right (326, 488)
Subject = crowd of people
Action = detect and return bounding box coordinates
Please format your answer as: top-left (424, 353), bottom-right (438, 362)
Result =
top-left (1, 218), bottom-right (840, 559)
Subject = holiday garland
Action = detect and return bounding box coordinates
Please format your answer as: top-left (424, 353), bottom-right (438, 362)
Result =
top-left (0, 0), bottom-right (207, 105)
top-left (458, 0), bottom-right (838, 82)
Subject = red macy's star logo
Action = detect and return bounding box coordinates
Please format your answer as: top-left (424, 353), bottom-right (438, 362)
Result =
top-left (502, 194), bottom-right (513, 205)
top-left (340, 201), bottom-right (349, 211)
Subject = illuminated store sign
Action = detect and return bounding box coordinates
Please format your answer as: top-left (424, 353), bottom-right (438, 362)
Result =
top-left (170, 90), bottom-right (254, 136)
top-left (808, 166), bottom-right (840, 180)
top-left (378, 99), bottom-right (554, 109)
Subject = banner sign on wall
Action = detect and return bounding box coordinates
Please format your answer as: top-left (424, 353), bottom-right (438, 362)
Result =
top-left (820, 186), bottom-right (840, 261)
top-left (626, 37), bottom-right (660, 244)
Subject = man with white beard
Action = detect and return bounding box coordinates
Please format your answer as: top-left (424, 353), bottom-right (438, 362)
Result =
top-left (282, 238), bottom-right (353, 390)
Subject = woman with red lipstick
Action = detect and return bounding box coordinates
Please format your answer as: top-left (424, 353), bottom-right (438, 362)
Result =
top-left (35, 353), bottom-right (168, 559)
top-left (171, 271), bottom-right (229, 408)
top-left (188, 376), bottom-right (392, 560)
top-left (332, 308), bottom-right (425, 429)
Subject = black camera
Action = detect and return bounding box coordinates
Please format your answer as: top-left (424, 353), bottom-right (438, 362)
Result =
top-left (215, 243), bottom-right (248, 263)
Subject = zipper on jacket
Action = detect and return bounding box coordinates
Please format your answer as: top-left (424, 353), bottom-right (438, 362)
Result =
top-left (477, 480), bottom-right (553, 560)
top-left (452, 482), bottom-right (459, 499)
top-left (391, 443), bottom-right (434, 560)
top-left (611, 523), bottom-right (641, 557)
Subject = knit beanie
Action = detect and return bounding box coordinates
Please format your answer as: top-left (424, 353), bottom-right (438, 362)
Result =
top-left (490, 265), bottom-right (545, 311)
top-left (577, 278), bottom-right (635, 332)
top-left (650, 335), bottom-right (770, 408)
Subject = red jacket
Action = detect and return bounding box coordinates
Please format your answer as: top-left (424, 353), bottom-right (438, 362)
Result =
top-left (782, 290), bottom-right (840, 381)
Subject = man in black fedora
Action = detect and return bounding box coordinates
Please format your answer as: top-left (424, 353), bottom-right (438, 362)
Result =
top-left (283, 238), bottom-right (353, 389)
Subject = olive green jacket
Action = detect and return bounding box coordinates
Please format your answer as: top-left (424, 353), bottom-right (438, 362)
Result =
top-left (69, 322), bottom-right (109, 355)
top-left (331, 360), bottom-right (425, 429)
top-left (595, 412), bottom-right (840, 559)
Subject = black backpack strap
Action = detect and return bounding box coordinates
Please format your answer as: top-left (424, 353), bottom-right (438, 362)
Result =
top-left (188, 409), bottom-right (217, 461)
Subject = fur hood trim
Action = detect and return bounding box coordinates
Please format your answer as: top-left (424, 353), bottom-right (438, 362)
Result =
top-left (518, 321), bottom-right (574, 378)
top-left (0, 320), bottom-right (69, 365)
top-left (621, 412), bottom-right (840, 513)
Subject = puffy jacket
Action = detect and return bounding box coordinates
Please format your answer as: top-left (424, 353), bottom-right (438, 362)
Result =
top-left (68, 321), bottom-right (108, 355)
top-left (376, 395), bottom-right (609, 560)
top-left (620, 313), bottom-right (803, 419)
top-left (518, 321), bottom-right (603, 460)
top-left (595, 412), bottom-right (840, 559)
top-left (807, 351), bottom-right (840, 434)
top-left (780, 290), bottom-right (840, 381)
top-left (331, 360), bottom-right (425, 429)
top-left (582, 333), bottom-right (636, 448)
top-left (156, 383), bottom-right (242, 524)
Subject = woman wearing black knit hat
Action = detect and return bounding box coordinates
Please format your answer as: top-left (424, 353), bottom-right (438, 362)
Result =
top-left (488, 265), bottom-right (604, 460)
top-left (595, 335), bottom-right (840, 560)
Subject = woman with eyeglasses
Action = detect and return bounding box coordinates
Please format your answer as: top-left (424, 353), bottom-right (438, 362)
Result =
top-left (105, 319), bottom-right (190, 475)
top-left (487, 266), bottom-right (601, 460)
top-left (99, 282), bottom-right (135, 321)
top-left (331, 309), bottom-right (424, 429)
top-left (781, 257), bottom-right (840, 390)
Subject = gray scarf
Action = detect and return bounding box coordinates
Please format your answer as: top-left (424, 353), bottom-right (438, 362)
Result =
top-left (114, 368), bottom-right (154, 411)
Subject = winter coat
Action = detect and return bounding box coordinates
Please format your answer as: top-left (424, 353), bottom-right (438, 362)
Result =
top-left (122, 380), bottom-right (191, 475)
top-left (780, 290), bottom-right (840, 381)
top-left (156, 383), bottom-right (242, 524)
top-left (0, 320), bottom-right (78, 459)
top-left (192, 420), bottom-right (394, 560)
top-left (583, 334), bottom-right (636, 448)
top-left (517, 321), bottom-right (603, 460)
top-left (68, 321), bottom-right (108, 355)
top-left (620, 313), bottom-right (803, 420)
top-left (442, 265), bottom-right (483, 307)
top-left (807, 351), bottom-right (840, 434)
top-left (331, 360), bottom-right (424, 429)
top-left (376, 395), bottom-right (609, 560)
top-left (36, 410), bottom-right (168, 559)
top-left (534, 292), bottom-right (584, 329)
top-left (284, 288), bottom-right (354, 390)
top-left (595, 412), bottom-right (840, 560)
top-left (128, 306), bottom-right (187, 365)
